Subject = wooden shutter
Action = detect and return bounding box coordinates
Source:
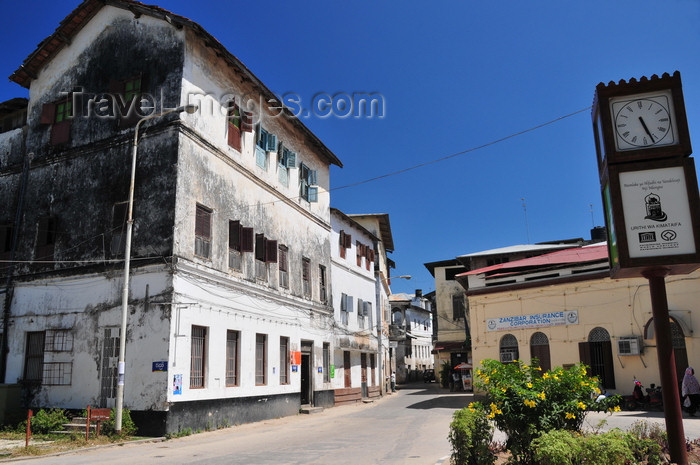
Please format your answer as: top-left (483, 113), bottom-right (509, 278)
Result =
top-left (228, 122), bottom-right (241, 151)
top-left (278, 245), bottom-right (288, 271)
top-left (241, 111), bottom-right (253, 132)
top-left (308, 187), bottom-right (318, 203)
top-left (255, 233), bottom-right (266, 261)
top-left (578, 342), bottom-right (591, 375)
top-left (195, 205), bottom-right (211, 239)
top-left (341, 293), bottom-right (347, 312)
top-left (40, 103), bottom-right (56, 125)
top-left (51, 121), bottom-right (71, 145)
top-left (241, 227), bottom-right (254, 252)
top-left (265, 239), bottom-right (278, 263)
top-left (601, 340), bottom-right (616, 389)
top-left (229, 220), bottom-right (241, 250)
top-left (346, 295), bottom-right (354, 312)
top-left (285, 151), bottom-right (296, 168)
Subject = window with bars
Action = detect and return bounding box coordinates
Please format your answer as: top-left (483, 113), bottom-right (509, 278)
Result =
top-left (190, 325), bottom-right (207, 388)
top-left (45, 330), bottom-right (73, 352)
top-left (42, 362), bottom-right (72, 385)
top-left (318, 265), bottom-right (327, 303)
top-left (302, 258), bottom-right (311, 298)
top-left (280, 337), bottom-right (289, 385)
top-left (195, 204), bottom-right (212, 259)
top-left (226, 330), bottom-right (239, 387)
top-left (256, 334), bottom-right (267, 385)
top-left (279, 245), bottom-right (289, 288)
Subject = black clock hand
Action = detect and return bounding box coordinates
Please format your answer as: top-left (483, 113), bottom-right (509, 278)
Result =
top-left (639, 117), bottom-right (655, 143)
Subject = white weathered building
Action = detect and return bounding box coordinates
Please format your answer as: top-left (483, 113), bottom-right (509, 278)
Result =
top-left (329, 209), bottom-right (381, 404)
top-left (0, 0), bottom-right (350, 435)
top-left (388, 292), bottom-right (434, 383)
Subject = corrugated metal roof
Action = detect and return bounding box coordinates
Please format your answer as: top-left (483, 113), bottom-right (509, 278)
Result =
top-left (460, 243), bottom-right (608, 277)
top-left (458, 243), bottom-right (574, 258)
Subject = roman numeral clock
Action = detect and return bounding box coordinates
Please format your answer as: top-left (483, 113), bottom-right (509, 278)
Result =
top-left (592, 71), bottom-right (700, 278)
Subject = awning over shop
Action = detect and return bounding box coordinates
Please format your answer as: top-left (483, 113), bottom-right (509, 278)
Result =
top-left (431, 340), bottom-right (466, 354)
top-left (454, 363), bottom-right (472, 370)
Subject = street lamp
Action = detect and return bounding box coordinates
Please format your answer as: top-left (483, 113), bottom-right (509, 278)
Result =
top-left (115, 104), bottom-right (198, 433)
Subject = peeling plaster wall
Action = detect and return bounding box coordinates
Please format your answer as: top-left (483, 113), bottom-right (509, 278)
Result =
top-left (330, 212), bottom-right (378, 390)
top-left (5, 266), bottom-right (172, 410)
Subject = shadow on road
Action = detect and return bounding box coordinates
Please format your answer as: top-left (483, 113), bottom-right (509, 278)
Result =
top-left (405, 394), bottom-right (473, 410)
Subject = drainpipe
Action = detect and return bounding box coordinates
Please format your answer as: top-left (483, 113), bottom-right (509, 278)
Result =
top-left (1, 153), bottom-right (32, 383)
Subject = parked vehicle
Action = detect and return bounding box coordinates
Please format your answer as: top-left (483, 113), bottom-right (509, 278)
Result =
top-left (624, 379), bottom-right (663, 411)
top-left (423, 369), bottom-right (435, 383)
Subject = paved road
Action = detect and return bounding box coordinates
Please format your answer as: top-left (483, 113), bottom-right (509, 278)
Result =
top-left (14, 382), bottom-right (700, 465)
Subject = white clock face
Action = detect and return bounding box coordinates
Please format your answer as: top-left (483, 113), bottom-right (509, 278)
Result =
top-left (610, 91), bottom-right (677, 151)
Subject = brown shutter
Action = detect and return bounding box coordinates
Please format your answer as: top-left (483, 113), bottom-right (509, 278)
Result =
top-left (339, 230), bottom-right (345, 247)
top-left (229, 220), bottom-right (241, 250)
top-left (266, 239), bottom-right (278, 263)
top-left (41, 103), bottom-right (56, 125)
top-left (241, 111), bottom-right (254, 132)
top-left (578, 342), bottom-right (591, 375)
top-left (195, 205), bottom-right (211, 239)
top-left (255, 234), bottom-right (266, 261)
top-left (601, 340), bottom-right (616, 389)
top-left (50, 121), bottom-right (71, 145)
top-left (344, 234), bottom-right (352, 249)
top-left (241, 227), bottom-right (254, 252)
top-left (228, 123), bottom-right (241, 151)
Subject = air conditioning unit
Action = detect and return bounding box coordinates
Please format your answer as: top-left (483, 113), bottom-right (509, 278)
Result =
top-left (500, 352), bottom-right (514, 363)
top-left (617, 337), bottom-right (642, 356)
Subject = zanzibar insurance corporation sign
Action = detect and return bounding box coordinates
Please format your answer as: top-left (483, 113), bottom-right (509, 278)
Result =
top-left (486, 310), bottom-right (579, 332)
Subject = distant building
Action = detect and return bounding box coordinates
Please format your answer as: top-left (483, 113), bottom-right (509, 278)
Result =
top-left (388, 291), bottom-right (434, 383)
top-left (458, 243), bottom-right (700, 394)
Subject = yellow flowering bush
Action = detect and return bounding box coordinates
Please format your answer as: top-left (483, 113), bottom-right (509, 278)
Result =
top-left (472, 359), bottom-right (621, 465)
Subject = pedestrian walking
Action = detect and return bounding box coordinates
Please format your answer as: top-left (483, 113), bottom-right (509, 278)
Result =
top-left (390, 372), bottom-right (396, 392)
top-left (682, 367), bottom-right (700, 416)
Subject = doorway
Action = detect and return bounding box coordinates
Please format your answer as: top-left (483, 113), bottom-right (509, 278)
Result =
top-left (301, 341), bottom-right (313, 405)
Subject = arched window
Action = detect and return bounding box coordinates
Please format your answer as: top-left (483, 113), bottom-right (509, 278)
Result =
top-left (499, 334), bottom-right (519, 363)
top-left (644, 316), bottom-right (688, 385)
top-left (530, 332), bottom-right (551, 372)
top-left (579, 327), bottom-right (615, 389)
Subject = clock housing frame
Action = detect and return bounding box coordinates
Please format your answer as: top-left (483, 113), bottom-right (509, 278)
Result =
top-left (592, 71), bottom-right (692, 181)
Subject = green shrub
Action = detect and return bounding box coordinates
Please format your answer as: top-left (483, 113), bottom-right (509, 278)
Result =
top-left (531, 430), bottom-right (581, 465)
top-left (28, 408), bottom-right (68, 434)
top-left (101, 408), bottom-right (137, 437)
top-left (448, 404), bottom-right (495, 465)
top-left (440, 361), bottom-right (451, 389)
top-left (473, 359), bottom-right (620, 464)
top-left (532, 428), bottom-right (661, 465)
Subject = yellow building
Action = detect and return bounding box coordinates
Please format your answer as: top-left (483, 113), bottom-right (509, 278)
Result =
top-left (459, 244), bottom-right (699, 394)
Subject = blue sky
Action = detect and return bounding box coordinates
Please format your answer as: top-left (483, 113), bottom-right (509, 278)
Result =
top-left (2, 1), bottom-right (699, 294)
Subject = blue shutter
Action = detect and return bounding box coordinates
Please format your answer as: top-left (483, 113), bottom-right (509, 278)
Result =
top-left (286, 151), bottom-right (296, 168)
top-left (266, 133), bottom-right (277, 151)
top-left (308, 187), bottom-right (318, 203)
top-left (346, 295), bottom-right (354, 312)
top-left (309, 169), bottom-right (318, 186)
